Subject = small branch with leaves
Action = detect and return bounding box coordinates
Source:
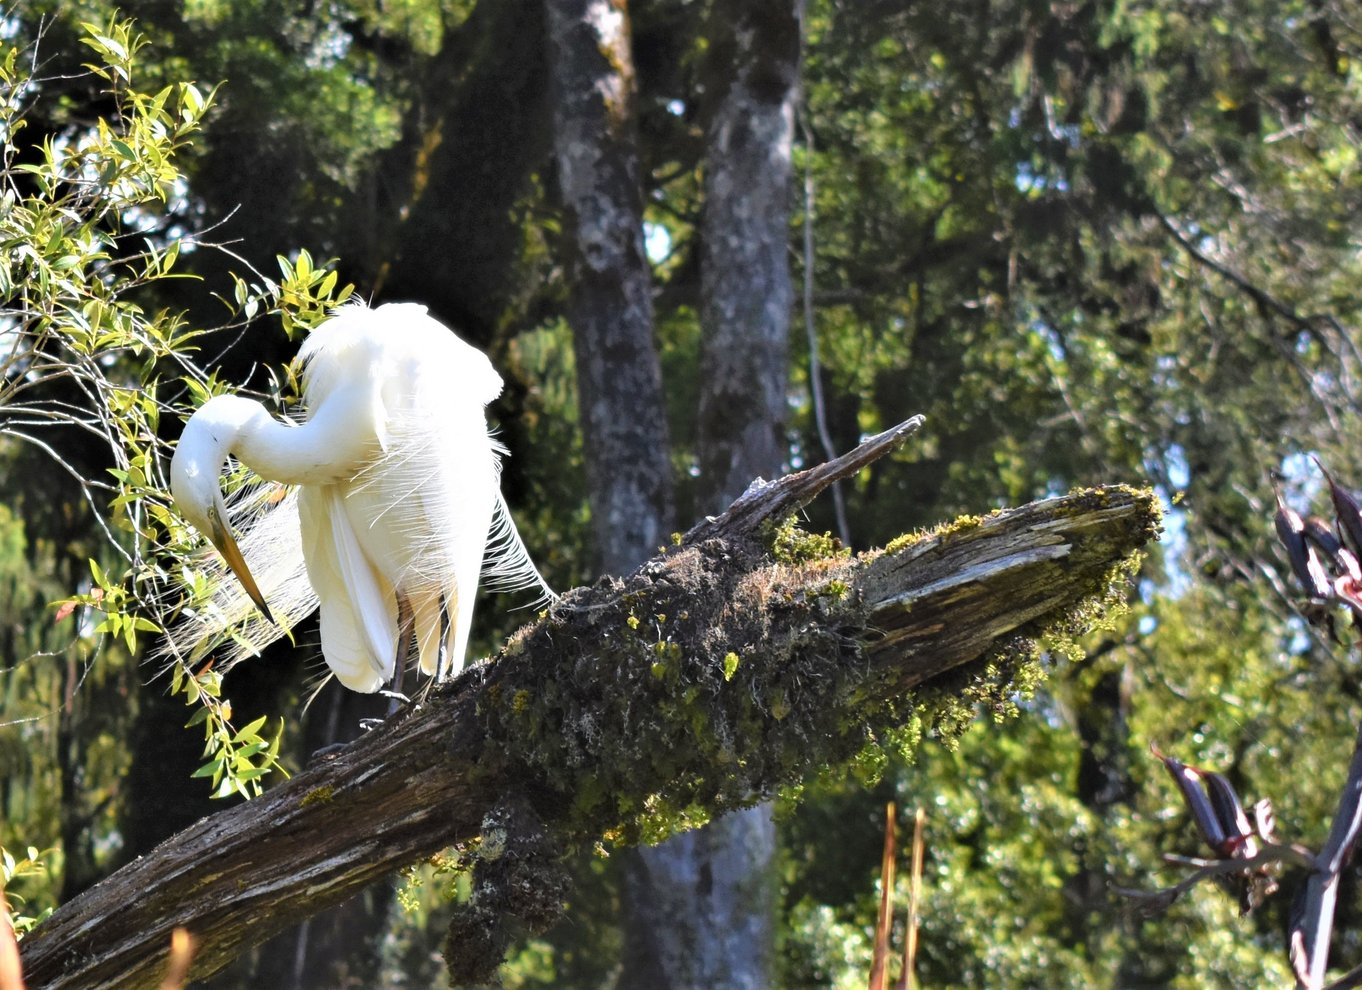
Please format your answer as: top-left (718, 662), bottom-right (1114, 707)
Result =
top-left (1, 18), bottom-right (356, 803)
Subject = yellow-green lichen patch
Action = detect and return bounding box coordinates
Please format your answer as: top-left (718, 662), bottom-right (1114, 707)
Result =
top-left (907, 498), bottom-right (1155, 748)
top-left (396, 845), bottom-right (478, 915)
top-left (881, 512), bottom-right (989, 556)
top-left (765, 516), bottom-right (852, 564)
top-left (300, 785), bottom-right (335, 807)
top-left (475, 538), bottom-right (876, 848)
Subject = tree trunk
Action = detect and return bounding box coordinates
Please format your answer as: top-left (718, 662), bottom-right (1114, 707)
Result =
top-left (19, 420), bottom-right (1161, 988)
top-left (694, 0), bottom-right (801, 506)
top-left (621, 1), bottom-right (802, 984)
top-left (545, 0), bottom-right (675, 577)
top-left (621, 814), bottom-right (776, 989)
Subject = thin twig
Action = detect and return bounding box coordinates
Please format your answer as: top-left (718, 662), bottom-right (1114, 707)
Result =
top-left (684, 415), bottom-right (924, 545)
top-left (1324, 960), bottom-right (1362, 990)
top-left (1115, 841), bottom-right (1314, 915)
top-left (869, 801), bottom-right (896, 990)
top-left (798, 111), bottom-right (850, 545)
top-left (895, 807), bottom-right (926, 990)
top-left (0, 429), bottom-right (129, 559)
top-left (1162, 841), bottom-right (1317, 872)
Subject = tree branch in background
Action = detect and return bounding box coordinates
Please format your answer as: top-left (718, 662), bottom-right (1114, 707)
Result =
top-left (1156, 210), bottom-right (1362, 423)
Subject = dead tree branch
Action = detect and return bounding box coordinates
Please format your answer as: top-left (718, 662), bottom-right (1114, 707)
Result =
top-left (20, 419), bottom-right (1161, 988)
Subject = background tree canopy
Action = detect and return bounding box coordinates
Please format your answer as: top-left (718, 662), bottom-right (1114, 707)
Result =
top-left (3, 0), bottom-right (1362, 986)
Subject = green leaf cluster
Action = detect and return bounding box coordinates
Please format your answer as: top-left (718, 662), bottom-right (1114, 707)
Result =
top-left (0, 18), bottom-right (358, 929)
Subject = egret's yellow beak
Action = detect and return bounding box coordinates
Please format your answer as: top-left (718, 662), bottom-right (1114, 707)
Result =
top-left (207, 506), bottom-right (276, 625)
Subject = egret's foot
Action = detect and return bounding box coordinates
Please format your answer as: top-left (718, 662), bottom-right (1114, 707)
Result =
top-left (380, 688), bottom-right (411, 718)
top-left (308, 741), bottom-right (349, 765)
top-left (358, 717), bottom-right (386, 732)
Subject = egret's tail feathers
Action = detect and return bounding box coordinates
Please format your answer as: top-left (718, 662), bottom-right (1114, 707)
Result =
top-left (152, 483), bottom-right (319, 677)
top-left (412, 592), bottom-right (445, 679)
top-left (482, 491), bottom-right (556, 608)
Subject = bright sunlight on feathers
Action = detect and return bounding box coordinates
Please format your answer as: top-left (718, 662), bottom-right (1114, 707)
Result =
top-left (158, 302), bottom-right (553, 694)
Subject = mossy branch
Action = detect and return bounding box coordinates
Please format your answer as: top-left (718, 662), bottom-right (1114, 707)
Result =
top-left (20, 420), bottom-right (1160, 988)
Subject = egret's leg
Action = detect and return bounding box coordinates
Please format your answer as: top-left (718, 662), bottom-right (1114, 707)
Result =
top-left (386, 592), bottom-right (416, 716)
top-left (437, 594), bottom-right (453, 680)
top-left (308, 742), bottom-right (349, 764)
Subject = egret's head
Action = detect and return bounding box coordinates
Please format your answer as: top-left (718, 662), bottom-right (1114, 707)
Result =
top-left (170, 396), bottom-right (275, 624)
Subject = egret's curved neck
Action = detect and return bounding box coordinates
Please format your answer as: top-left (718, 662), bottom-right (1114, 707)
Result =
top-left (187, 391), bottom-right (375, 488)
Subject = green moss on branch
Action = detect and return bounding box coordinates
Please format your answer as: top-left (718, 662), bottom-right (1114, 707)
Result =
top-left (479, 485), bottom-right (1160, 848)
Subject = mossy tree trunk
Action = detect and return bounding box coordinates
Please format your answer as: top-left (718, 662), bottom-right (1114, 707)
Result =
top-left (18, 419), bottom-right (1161, 989)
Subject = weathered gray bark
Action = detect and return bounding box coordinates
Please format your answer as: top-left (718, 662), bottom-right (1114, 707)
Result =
top-left (694, 0), bottom-right (801, 504)
top-left (621, 1), bottom-right (802, 984)
top-left (621, 814), bottom-right (776, 989)
top-left (18, 420), bottom-right (1161, 989)
top-left (546, 0), bottom-right (675, 576)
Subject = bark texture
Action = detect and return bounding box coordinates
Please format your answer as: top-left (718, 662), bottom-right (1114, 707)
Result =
top-left (695, 0), bottom-right (801, 502)
top-left (621, 812), bottom-right (776, 989)
top-left (546, 0), bottom-right (675, 576)
top-left (213, 688), bottom-right (392, 990)
top-left (622, 0), bottom-right (803, 983)
top-left (374, 0), bottom-right (552, 338)
top-left (19, 422), bottom-right (1162, 989)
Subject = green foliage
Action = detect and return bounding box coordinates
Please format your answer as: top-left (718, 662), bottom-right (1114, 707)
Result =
top-left (771, 0), bottom-right (1362, 980)
top-left (3, 0), bottom-right (1362, 984)
top-left (1, 845), bottom-right (57, 936)
top-left (121, 248), bottom-right (345, 800)
top-left (0, 18), bottom-right (356, 827)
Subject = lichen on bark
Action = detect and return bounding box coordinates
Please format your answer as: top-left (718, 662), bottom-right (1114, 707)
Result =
top-left (478, 485), bottom-right (1161, 849)
top-left (481, 534), bottom-right (865, 846)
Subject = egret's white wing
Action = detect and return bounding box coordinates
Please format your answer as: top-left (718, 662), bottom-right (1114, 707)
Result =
top-left (298, 485), bottom-right (398, 693)
top-left (335, 318), bottom-right (504, 679)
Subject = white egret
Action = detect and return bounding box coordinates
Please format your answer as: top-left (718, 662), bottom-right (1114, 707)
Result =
top-left (164, 302), bottom-right (551, 693)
